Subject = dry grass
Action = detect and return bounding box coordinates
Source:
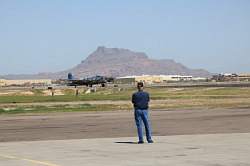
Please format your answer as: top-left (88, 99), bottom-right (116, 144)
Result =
top-left (0, 87), bottom-right (250, 114)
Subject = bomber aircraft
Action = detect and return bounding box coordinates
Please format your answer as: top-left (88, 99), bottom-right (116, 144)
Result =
top-left (66, 73), bottom-right (114, 87)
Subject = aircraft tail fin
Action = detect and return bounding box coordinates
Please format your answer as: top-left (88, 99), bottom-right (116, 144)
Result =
top-left (68, 73), bottom-right (74, 80)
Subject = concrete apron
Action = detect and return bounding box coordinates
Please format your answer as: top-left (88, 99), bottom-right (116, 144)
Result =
top-left (0, 133), bottom-right (250, 166)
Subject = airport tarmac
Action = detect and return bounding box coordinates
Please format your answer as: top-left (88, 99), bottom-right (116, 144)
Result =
top-left (1, 109), bottom-right (250, 165)
top-left (1, 109), bottom-right (250, 142)
top-left (0, 133), bottom-right (250, 166)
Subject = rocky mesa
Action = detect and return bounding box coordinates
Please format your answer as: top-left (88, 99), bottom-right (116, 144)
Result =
top-left (62, 46), bottom-right (211, 78)
top-left (2, 46), bottom-right (211, 79)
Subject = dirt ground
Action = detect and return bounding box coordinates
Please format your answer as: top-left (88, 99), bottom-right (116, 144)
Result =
top-left (0, 108), bottom-right (250, 142)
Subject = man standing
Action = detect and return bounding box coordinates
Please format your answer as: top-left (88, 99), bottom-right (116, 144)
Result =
top-left (132, 82), bottom-right (154, 144)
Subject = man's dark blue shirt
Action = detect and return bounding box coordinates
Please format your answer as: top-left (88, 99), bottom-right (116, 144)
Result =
top-left (132, 90), bottom-right (150, 110)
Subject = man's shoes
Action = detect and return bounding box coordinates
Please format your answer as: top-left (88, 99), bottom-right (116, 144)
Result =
top-left (138, 141), bottom-right (144, 144)
top-left (148, 140), bottom-right (154, 143)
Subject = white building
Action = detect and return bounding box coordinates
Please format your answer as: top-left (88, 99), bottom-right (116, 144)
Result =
top-left (115, 75), bottom-right (198, 84)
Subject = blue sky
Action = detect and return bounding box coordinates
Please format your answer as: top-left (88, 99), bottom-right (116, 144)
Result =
top-left (0, 0), bottom-right (250, 75)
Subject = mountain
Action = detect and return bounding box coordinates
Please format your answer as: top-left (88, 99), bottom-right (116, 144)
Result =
top-left (61, 46), bottom-right (211, 78)
top-left (1, 46), bottom-right (211, 79)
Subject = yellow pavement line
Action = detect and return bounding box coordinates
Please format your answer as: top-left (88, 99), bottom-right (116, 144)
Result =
top-left (0, 154), bottom-right (60, 166)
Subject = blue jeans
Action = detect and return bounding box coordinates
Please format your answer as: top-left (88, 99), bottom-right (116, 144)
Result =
top-left (134, 109), bottom-right (153, 142)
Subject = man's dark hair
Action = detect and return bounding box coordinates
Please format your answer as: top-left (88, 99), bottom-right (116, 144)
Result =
top-left (137, 82), bottom-right (144, 87)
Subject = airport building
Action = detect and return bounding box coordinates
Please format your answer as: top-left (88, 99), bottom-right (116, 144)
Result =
top-left (212, 73), bottom-right (250, 82)
top-left (114, 75), bottom-right (201, 84)
top-left (238, 74), bottom-right (250, 81)
top-left (0, 79), bottom-right (52, 87)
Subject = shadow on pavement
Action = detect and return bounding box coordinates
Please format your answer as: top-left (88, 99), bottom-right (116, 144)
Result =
top-left (114, 141), bottom-right (138, 144)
